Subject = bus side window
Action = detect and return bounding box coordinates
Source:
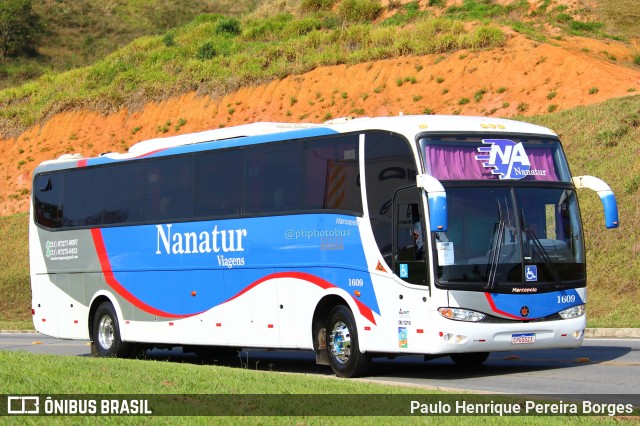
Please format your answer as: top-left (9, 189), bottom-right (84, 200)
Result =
top-left (145, 156), bottom-right (193, 222)
top-left (63, 168), bottom-right (103, 227)
top-left (194, 150), bottom-right (243, 218)
top-left (396, 203), bottom-right (424, 262)
top-left (393, 188), bottom-right (429, 286)
top-left (103, 164), bottom-right (146, 224)
top-left (35, 174), bottom-right (63, 229)
top-left (245, 143), bottom-right (302, 214)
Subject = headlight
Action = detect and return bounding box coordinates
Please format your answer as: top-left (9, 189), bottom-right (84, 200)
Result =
top-left (558, 304), bottom-right (585, 319)
top-left (438, 307), bottom-right (486, 322)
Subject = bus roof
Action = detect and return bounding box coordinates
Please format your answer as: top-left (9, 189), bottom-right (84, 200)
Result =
top-left (39, 115), bottom-right (558, 168)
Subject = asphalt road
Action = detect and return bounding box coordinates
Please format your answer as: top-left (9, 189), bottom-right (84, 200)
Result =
top-left (1, 333), bottom-right (638, 405)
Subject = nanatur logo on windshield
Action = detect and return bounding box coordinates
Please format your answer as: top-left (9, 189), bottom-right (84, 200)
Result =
top-left (475, 139), bottom-right (547, 180)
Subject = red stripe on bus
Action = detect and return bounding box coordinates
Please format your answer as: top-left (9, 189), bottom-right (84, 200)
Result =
top-left (90, 228), bottom-right (198, 319)
top-left (134, 148), bottom-right (167, 159)
top-left (223, 271), bottom-right (377, 325)
top-left (90, 231), bottom-right (377, 324)
top-left (484, 292), bottom-right (527, 320)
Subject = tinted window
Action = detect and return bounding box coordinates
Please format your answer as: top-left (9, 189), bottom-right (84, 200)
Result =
top-left (245, 143), bottom-right (302, 214)
top-left (146, 156), bottom-right (194, 222)
top-left (63, 168), bottom-right (103, 227)
top-left (103, 163), bottom-right (146, 224)
top-left (194, 150), bottom-right (243, 218)
top-left (302, 135), bottom-right (361, 212)
top-left (34, 174), bottom-right (64, 229)
top-left (365, 132), bottom-right (416, 258)
top-left (35, 133), bottom-right (367, 230)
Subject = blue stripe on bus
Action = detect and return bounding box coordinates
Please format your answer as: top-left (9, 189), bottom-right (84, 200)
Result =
top-left (97, 214), bottom-right (380, 318)
top-left (485, 289), bottom-right (583, 320)
top-left (82, 127), bottom-right (338, 167)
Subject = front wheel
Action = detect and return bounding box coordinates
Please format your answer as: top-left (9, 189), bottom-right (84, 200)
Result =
top-left (450, 352), bottom-right (490, 367)
top-left (326, 305), bottom-right (370, 378)
top-left (92, 302), bottom-right (131, 358)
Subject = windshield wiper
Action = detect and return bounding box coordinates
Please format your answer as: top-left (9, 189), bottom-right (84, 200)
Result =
top-left (486, 203), bottom-right (506, 291)
top-left (521, 209), bottom-right (563, 288)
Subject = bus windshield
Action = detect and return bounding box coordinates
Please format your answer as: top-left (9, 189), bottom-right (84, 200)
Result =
top-left (432, 186), bottom-right (585, 292)
top-left (420, 135), bottom-right (585, 293)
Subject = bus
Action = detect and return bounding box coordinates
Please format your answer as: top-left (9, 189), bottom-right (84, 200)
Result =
top-left (30, 115), bottom-right (619, 377)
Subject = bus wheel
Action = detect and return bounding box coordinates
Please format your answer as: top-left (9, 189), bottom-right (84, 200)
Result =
top-left (326, 305), bottom-right (370, 378)
top-left (450, 352), bottom-right (490, 367)
top-left (92, 302), bottom-right (131, 358)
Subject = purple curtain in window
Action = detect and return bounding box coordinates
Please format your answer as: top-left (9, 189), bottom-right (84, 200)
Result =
top-left (425, 146), bottom-right (559, 181)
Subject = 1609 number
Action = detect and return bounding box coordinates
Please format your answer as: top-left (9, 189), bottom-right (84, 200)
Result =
top-left (348, 278), bottom-right (364, 287)
top-left (557, 295), bottom-right (576, 303)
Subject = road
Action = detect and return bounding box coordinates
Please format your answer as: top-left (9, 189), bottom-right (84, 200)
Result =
top-left (1, 333), bottom-right (639, 405)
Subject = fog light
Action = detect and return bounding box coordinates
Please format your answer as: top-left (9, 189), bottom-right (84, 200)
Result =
top-left (573, 329), bottom-right (584, 339)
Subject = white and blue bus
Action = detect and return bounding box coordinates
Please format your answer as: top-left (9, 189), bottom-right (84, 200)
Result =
top-left (30, 115), bottom-right (619, 377)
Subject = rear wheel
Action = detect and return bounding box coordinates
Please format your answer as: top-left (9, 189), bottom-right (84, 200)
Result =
top-left (450, 352), bottom-right (490, 367)
top-left (92, 302), bottom-right (131, 358)
top-left (326, 305), bottom-right (370, 378)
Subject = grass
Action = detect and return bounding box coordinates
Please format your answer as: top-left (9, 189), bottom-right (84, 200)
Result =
top-left (0, 0), bottom-right (255, 90)
top-left (0, 213), bottom-right (31, 328)
top-left (589, 0), bottom-right (640, 39)
top-left (0, 351), bottom-right (633, 423)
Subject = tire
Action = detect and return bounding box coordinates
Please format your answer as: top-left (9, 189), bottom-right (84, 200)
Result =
top-left (450, 352), bottom-right (490, 367)
top-left (92, 302), bottom-right (131, 358)
top-left (326, 305), bottom-right (370, 378)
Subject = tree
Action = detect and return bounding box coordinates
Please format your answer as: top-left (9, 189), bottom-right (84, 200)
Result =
top-left (0, 0), bottom-right (43, 59)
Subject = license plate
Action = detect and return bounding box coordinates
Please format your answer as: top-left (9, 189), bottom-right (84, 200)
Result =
top-left (511, 333), bottom-right (536, 344)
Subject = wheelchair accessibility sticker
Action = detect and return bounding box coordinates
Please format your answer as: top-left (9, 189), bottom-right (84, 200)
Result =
top-left (525, 265), bottom-right (538, 282)
top-left (399, 264), bottom-right (408, 278)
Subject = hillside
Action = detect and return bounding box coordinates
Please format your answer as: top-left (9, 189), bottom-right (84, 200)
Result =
top-left (0, 0), bottom-right (254, 89)
top-left (1, 31), bottom-right (639, 215)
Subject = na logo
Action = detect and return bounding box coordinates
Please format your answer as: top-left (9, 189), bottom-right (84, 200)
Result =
top-left (475, 139), bottom-right (531, 180)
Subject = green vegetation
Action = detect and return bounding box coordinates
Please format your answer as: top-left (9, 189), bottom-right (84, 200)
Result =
top-left (473, 88), bottom-right (487, 103)
top-left (0, 0), bottom-right (44, 60)
top-left (337, 0), bottom-right (383, 23)
top-left (592, 0), bottom-right (640, 39)
top-left (1, 350), bottom-right (430, 395)
top-left (0, 213), bottom-right (30, 330)
top-left (1, 352), bottom-right (624, 424)
top-left (527, 95), bottom-right (640, 328)
top-left (0, 0), bottom-right (254, 90)
top-left (444, 0), bottom-right (529, 21)
top-left (383, 1), bottom-right (425, 27)
top-left (0, 11), bottom-right (506, 137)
